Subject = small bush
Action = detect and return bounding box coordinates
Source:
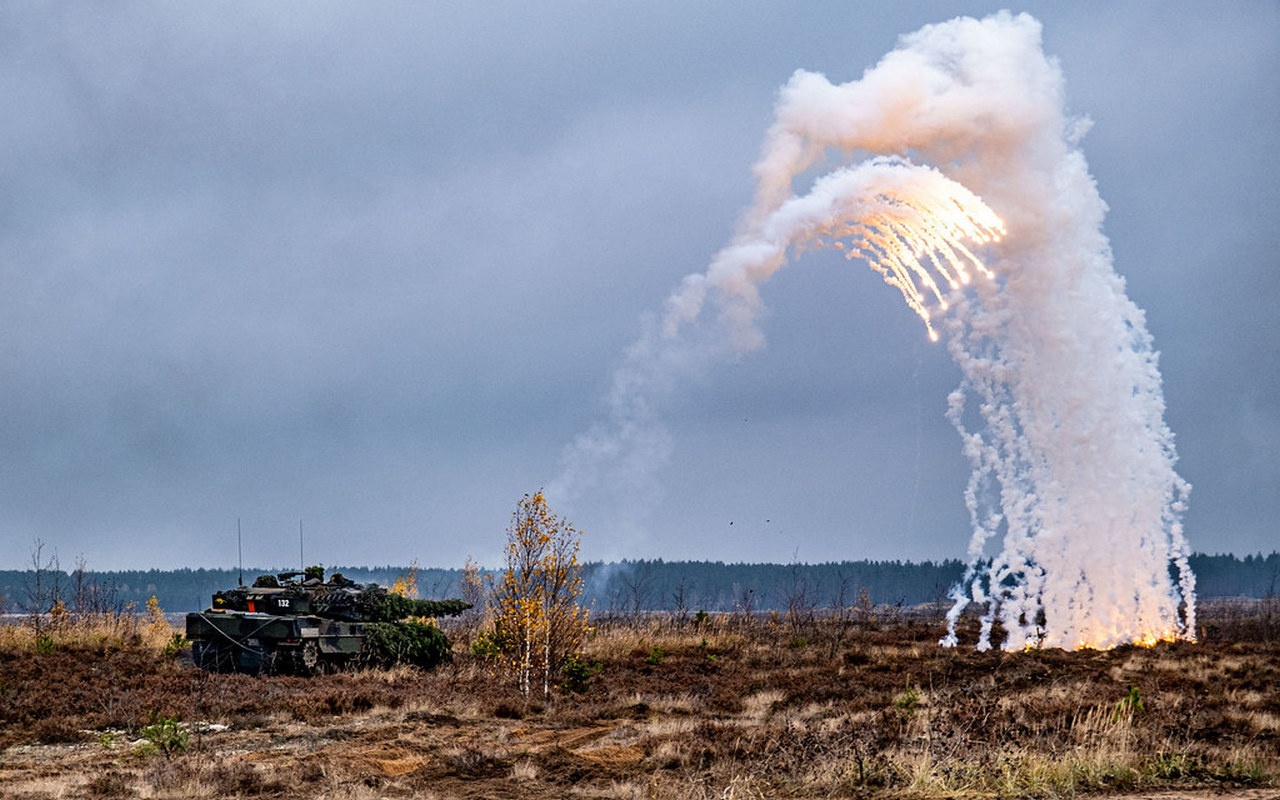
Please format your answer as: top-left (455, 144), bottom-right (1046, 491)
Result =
top-left (894, 682), bottom-right (921, 712)
top-left (139, 714), bottom-right (188, 758)
top-left (162, 632), bottom-right (189, 657)
top-left (560, 655), bottom-right (601, 694)
top-left (1114, 684), bottom-right (1145, 720)
top-left (471, 630), bottom-right (501, 659)
top-left (1148, 751), bottom-right (1194, 779)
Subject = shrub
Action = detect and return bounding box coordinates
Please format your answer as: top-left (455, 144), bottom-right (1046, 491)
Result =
top-left (894, 682), bottom-right (921, 712)
top-left (162, 632), bottom-right (189, 657)
top-left (471, 630), bottom-right (501, 660)
top-left (560, 655), bottom-right (601, 694)
top-left (1115, 684), bottom-right (1145, 719)
top-left (361, 621), bottom-right (452, 670)
top-left (139, 714), bottom-right (188, 758)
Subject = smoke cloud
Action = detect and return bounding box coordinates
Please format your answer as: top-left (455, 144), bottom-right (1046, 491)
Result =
top-left (553, 11), bottom-right (1194, 649)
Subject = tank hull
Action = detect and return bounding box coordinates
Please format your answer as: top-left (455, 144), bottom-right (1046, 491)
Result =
top-left (186, 610), bottom-right (365, 675)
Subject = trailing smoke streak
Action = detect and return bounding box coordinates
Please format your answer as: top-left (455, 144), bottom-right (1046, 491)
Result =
top-left (554, 12), bottom-right (1194, 650)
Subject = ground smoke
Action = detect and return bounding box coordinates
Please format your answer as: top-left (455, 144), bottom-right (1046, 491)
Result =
top-left (555, 12), bottom-right (1194, 650)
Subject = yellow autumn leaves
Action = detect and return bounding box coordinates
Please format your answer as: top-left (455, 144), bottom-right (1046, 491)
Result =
top-left (487, 491), bottom-right (589, 698)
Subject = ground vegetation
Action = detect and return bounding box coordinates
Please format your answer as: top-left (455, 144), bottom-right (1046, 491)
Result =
top-left (1, 598), bottom-right (1277, 799)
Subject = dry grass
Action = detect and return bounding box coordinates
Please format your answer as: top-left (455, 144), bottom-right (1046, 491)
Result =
top-left (0, 604), bottom-right (1277, 799)
top-left (0, 602), bottom-right (178, 653)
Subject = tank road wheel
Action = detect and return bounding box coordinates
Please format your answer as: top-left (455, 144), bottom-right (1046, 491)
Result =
top-left (295, 640), bottom-right (321, 676)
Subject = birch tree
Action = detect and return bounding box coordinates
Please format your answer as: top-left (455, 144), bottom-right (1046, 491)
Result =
top-left (489, 491), bottom-right (588, 697)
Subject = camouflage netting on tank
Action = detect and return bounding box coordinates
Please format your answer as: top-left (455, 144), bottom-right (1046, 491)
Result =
top-left (301, 584), bottom-right (470, 622)
top-left (356, 591), bottom-right (471, 622)
top-left (359, 621), bottom-right (452, 669)
top-left (236, 578), bottom-right (472, 623)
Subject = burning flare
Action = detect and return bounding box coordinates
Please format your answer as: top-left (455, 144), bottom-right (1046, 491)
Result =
top-left (794, 158), bottom-right (1005, 341)
top-left (555, 12), bottom-right (1194, 651)
top-left (680, 157), bottom-right (1004, 351)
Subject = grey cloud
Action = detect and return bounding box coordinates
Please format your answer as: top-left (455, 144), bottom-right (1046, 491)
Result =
top-left (0, 3), bottom-right (1274, 569)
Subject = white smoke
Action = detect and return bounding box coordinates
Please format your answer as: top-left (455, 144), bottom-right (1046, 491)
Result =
top-left (554, 11), bottom-right (1195, 649)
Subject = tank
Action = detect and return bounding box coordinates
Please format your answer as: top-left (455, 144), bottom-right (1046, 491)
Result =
top-left (185, 567), bottom-right (470, 675)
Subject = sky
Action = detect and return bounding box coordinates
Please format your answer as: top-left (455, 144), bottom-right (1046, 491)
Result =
top-left (0, 3), bottom-right (1275, 572)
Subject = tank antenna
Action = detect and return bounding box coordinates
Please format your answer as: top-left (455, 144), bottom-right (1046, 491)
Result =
top-left (299, 518), bottom-right (304, 574)
top-left (237, 517), bottom-right (243, 587)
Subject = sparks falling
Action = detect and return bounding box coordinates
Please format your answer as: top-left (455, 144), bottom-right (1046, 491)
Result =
top-left (555, 12), bottom-right (1194, 651)
top-left (797, 158), bottom-right (1005, 342)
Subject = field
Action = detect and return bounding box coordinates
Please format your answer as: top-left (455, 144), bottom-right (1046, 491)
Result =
top-left (1, 602), bottom-right (1278, 799)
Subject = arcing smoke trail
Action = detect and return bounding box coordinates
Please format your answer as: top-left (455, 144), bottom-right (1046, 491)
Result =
top-left (555, 12), bottom-right (1194, 649)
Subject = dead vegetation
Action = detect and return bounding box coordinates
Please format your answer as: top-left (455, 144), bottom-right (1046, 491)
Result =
top-left (0, 601), bottom-right (1277, 799)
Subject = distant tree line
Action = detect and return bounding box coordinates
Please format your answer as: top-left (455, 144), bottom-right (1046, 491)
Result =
top-left (1185, 552), bottom-right (1280, 599)
top-left (0, 564), bottom-right (458, 617)
top-left (579, 559), bottom-right (965, 615)
top-left (0, 552), bottom-right (1276, 616)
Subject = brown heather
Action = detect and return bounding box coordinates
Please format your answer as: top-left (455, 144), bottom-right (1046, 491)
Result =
top-left (0, 600), bottom-right (1277, 799)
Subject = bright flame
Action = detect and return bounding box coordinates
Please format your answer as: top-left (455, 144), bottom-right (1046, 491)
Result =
top-left (797, 159), bottom-right (1006, 341)
top-left (1075, 629), bottom-right (1178, 651)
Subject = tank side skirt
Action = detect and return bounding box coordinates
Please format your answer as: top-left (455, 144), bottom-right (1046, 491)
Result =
top-left (187, 612), bottom-right (310, 656)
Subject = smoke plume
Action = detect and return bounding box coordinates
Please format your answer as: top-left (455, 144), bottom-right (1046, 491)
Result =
top-left (553, 11), bottom-right (1194, 649)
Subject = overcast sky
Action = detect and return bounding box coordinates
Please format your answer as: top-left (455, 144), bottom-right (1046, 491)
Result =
top-left (1, 3), bottom-right (1275, 572)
